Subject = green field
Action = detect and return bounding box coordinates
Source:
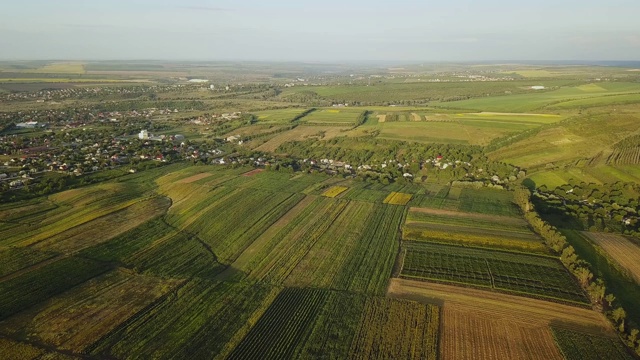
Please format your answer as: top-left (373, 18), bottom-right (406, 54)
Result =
top-left (438, 82), bottom-right (640, 112)
top-left (410, 186), bottom-right (521, 216)
top-left (301, 108), bottom-right (363, 124)
top-left (252, 108), bottom-right (311, 124)
top-left (400, 241), bottom-right (589, 304)
top-left (551, 327), bottom-right (635, 360)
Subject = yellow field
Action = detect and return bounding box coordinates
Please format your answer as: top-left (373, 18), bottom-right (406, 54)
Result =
top-left (322, 186), bottom-right (349, 198)
top-left (383, 192), bottom-right (412, 205)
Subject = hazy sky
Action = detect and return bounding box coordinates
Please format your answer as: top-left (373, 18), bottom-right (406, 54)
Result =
top-left (2, 0), bottom-right (640, 61)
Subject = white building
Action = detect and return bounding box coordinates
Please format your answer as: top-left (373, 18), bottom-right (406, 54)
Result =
top-left (139, 130), bottom-right (149, 140)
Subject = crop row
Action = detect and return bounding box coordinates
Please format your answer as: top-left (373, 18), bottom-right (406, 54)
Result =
top-left (405, 210), bottom-right (531, 233)
top-left (344, 187), bottom-right (389, 202)
top-left (228, 288), bottom-right (330, 360)
top-left (349, 297), bottom-right (439, 360)
top-left (256, 199), bottom-right (348, 284)
top-left (412, 187), bottom-right (520, 217)
top-left (607, 147), bottom-right (640, 165)
top-left (298, 291), bottom-right (368, 359)
top-left (401, 242), bottom-right (589, 304)
top-left (283, 201), bottom-right (374, 289)
top-left (126, 230), bottom-right (225, 280)
top-left (403, 226), bottom-right (547, 254)
top-left (0, 256), bottom-right (111, 320)
top-left (0, 247), bottom-right (59, 278)
top-left (282, 201), bottom-right (403, 296)
top-left (551, 327), bottom-right (635, 360)
top-left (79, 218), bottom-right (172, 262)
top-left (321, 185), bottom-right (349, 198)
top-left (383, 192), bottom-right (413, 205)
top-left (184, 188), bottom-right (304, 263)
top-left (90, 279), bottom-right (279, 359)
top-left (331, 204), bottom-right (405, 296)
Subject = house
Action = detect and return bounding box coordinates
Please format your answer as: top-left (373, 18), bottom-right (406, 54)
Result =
top-left (139, 130), bottom-right (149, 140)
top-left (226, 135), bottom-right (240, 142)
top-left (15, 121), bottom-right (39, 129)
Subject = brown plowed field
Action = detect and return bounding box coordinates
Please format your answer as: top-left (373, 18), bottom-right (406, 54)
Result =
top-left (178, 172), bottom-right (213, 183)
top-left (242, 168), bottom-right (265, 177)
top-left (388, 279), bottom-right (614, 360)
top-left (583, 231), bottom-right (640, 283)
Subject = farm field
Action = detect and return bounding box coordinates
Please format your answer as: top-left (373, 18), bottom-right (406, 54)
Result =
top-left (551, 327), bottom-right (636, 360)
top-left (489, 111), bottom-right (640, 169)
top-left (437, 82), bottom-right (640, 112)
top-left (403, 207), bottom-right (547, 253)
top-left (301, 108), bottom-right (363, 125)
top-left (527, 164), bottom-right (640, 189)
top-left (383, 191), bottom-right (412, 205)
top-left (228, 288), bottom-right (438, 360)
top-left (410, 186), bottom-right (522, 216)
top-left (349, 297), bottom-right (439, 360)
top-left (388, 279), bottom-right (618, 360)
top-left (583, 232), bottom-right (640, 284)
top-left (440, 306), bottom-right (563, 360)
top-left (284, 203), bottom-right (404, 295)
top-left (278, 80), bottom-right (575, 104)
top-left (90, 279), bottom-right (280, 359)
top-left (254, 125), bottom-right (351, 152)
top-left (400, 241), bottom-right (588, 304)
top-left (0, 270), bottom-right (179, 352)
top-left (321, 185), bottom-right (348, 197)
top-left (252, 108), bottom-right (311, 124)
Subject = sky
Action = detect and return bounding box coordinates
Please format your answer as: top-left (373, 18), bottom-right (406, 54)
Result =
top-left (1, 0), bottom-right (640, 62)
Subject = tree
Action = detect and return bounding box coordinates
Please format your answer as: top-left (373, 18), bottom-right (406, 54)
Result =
top-left (574, 266), bottom-right (593, 288)
top-left (612, 307), bottom-right (627, 332)
top-left (560, 246), bottom-right (578, 268)
top-left (605, 293), bottom-right (616, 309)
top-left (587, 279), bottom-right (605, 305)
top-left (629, 328), bottom-right (638, 344)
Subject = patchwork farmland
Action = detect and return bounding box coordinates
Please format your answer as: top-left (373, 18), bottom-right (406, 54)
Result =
top-left (0, 166), bottom-right (632, 358)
